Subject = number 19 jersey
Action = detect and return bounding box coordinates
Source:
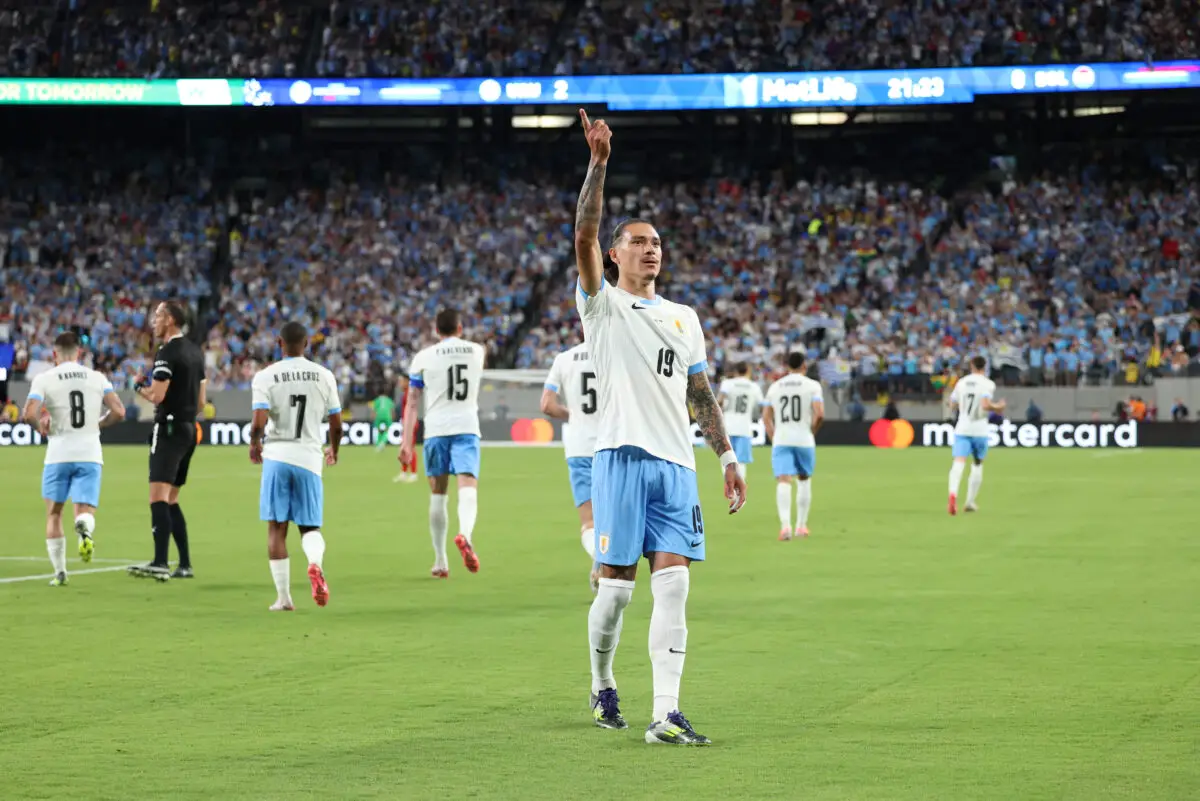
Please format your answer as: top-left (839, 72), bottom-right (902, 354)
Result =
top-left (27, 362), bottom-right (113, 465)
top-left (765, 373), bottom-right (824, 447)
top-left (545, 344), bottom-right (599, 459)
top-left (408, 337), bottom-right (486, 439)
top-left (576, 280), bottom-right (708, 470)
top-left (251, 357), bottom-right (342, 476)
top-left (951, 373), bottom-right (996, 437)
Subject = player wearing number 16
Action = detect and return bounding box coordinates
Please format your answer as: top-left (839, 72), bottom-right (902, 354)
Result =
top-left (399, 308), bottom-right (486, 578)
top-left (249, 322), bottom-right (343, 611)
top-left (22, 331), bottom-right (126, 586)
top-left (575, 109), bottom-right (747, 746)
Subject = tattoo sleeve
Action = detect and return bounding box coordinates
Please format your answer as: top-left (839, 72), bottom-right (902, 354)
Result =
top-left (686, 371), bottom-right (731, 458)
top-left (575, 160), bottom-right (607, 238)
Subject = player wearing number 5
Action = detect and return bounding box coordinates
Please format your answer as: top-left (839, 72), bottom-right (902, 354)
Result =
top-left (947, 356), bottom-right (1005, 515)
top-left (23, 332), bottom-right (126, 586)
top-left (763, 352), bottom-right (824, 541)
top-left (541, 342), bottom-right (601, 592)
top-left (400, 309), bottom-right (487, 578)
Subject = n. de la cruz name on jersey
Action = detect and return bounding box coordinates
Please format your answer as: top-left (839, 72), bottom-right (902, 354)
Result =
top-left (271, 370), bottom-right (323, 384)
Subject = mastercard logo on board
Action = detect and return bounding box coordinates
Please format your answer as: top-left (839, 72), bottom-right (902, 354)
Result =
top-left (510, 418), bottom-right (554, 443)
top-left (869, 419), bottom-right (914, 449)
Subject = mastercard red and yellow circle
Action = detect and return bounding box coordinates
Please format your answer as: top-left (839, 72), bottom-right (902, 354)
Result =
top-left (869, 419), bottom-right (914, 449)
top-left (510, 418), bottom-right (554, 443)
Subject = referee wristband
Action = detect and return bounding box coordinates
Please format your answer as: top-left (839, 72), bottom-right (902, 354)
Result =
top-left (720, 450), bottom-right (739, 471)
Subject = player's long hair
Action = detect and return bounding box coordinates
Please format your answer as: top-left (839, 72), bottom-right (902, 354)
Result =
top-left (604, 217), bottom-right (653, 284)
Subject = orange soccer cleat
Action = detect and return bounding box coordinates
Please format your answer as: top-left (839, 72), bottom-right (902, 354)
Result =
top-left (778, 528), bottom-right (792, 542)
top-left (454, 534), bottom-right (480, 573)
top-left (948, 494), bottom-right (958, 516)
top-left (308, 564), bottom-right (330, 607)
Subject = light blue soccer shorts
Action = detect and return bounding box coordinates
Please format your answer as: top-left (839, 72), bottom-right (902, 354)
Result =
top-left (952, 435), bottom-right (989, 462)
top-left (42, 462), bottom-right (103, 507)
top-left (592, 446), bottom-right (704, 566)
top-left (566, 456), bottom-right (593, 508)
top-left (730, 435), bottom-right (754, 464)
top-left (423, 434), bottom-right (482, 477)
top-left (260, 459), bottom-right (324, 527)
top-left (772, 446), bottom-right (816, 479)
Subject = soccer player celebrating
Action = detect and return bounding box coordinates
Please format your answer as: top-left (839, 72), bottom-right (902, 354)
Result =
top-left (540, 342), bottom-right (601, 591)
top-left (249, 322), bottom-right (342, 611)
top-left (22, 332), bottom-right (126, 585)
top-left (129, 301), bottom-right (205, 582)
top-left (574, 110), bottom-right (746, 746)
top-left (717, 362), bottom-right (763, 481)
top-left (399, 309), bottom-right (486, 578)
top-left (372, 387), bottom-right (396, 454)
top-left (948, 356), bottom-right (1006, 515)
top-left (763, 353), bottom-right (824, 540)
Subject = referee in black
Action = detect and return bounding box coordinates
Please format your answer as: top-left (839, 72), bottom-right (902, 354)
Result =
top-left (128, 301), bottom-right (205, 581)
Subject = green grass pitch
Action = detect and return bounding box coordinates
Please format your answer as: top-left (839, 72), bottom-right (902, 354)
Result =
top-left (0, 445), bottom-right (1197, 801)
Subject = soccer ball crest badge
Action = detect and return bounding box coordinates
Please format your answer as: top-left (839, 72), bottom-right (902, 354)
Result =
top-left (598, 534), bottom-right (610, 555)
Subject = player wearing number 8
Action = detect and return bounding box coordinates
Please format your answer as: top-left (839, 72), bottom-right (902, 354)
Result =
top-left (947, 356), bottom-right (1006, 516)
top-left (23, 332), bottom-right (126, 586)
top-left (401, 309), bottom-right (487, 578)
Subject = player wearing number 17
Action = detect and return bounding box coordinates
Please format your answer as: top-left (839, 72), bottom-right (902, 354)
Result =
top-left (947, 355), bottom-right (1005, 515)
top-left (575, 109), bottom-right (747, 746)
top-left (250, 322), bottom-right (343, 611)
top-left (22, 331), bottom-right (126, 586)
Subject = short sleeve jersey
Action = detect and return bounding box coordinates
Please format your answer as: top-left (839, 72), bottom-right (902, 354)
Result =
top-left (951, 373), bottom-right (996, 437)
top-left (544, 343), bottom-right (600, 460)
top-left (764, 373), bottom-right (824, 448)
top-left (576, 280), bottom-right (708, 471)
top-left (408, 337), bottom-right (486, 439)
top-left (28, 363), bottom-right (113, 465)
top-left (251, 357), bottom-right (342, 476)
top-left (718, 376), bottom-right (764, 438)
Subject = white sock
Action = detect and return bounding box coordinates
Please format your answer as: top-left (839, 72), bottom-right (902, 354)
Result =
top-left (775, 482), bottom-right (792, 530)
top-left (796, 480), bottom-right (812, 529)
top-left (589, 577), bottom-right (634, 694)
top-left (966, 464), bottom-right (984, 506)
top-left (581, 526), bottom-right (596, 559)
top-left (429, 494), bottom-right (449, 568)
top-left (75, 512), bottom-right (96, 538)
top-left (649, 565), bottom-right (690, 721)
top-left (46, 537), bottom-right (67, 574)
top-left (735, 463), bottom-right (746, 481)
top-left (301, 530), bottom-right (325, 568)
top-left (269, 558), bottom-right (291, 603)
top-left (949, 460), bottom-right (966, 496)
top-left (458, 487), bottom-right (478, 543)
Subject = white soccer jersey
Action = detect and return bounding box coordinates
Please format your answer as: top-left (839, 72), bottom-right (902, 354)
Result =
top-left (251, 357), bottom-right (342, 476)
top-left (951, 373), bottom-right (996, 437)
top-left (576, 280), bottom-right (708, 470)
top-left (408, 336), bottom-right (486, 439)
top-left (718, 376), bottom-right (764, 438)
top-left (765, 373), bottom-right (824, 448)
top-left (28, 362), bottom-right (113, 465)
top-left (545, 344), bottom-right (600, 460)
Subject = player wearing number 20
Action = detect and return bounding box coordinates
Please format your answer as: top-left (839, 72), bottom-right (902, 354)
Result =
top-left (575, 109), bottom-right (747, 746)
top-left (250, 322), bottom-right (343, 611)
top-left (23, 331), bottom-right (126, 586)
top-left (400, 309), bottom-right (486, 578)
top-left (763, 352), bottom-right (824, 541)
top-left (947, 355), bottom-right (1006, 516)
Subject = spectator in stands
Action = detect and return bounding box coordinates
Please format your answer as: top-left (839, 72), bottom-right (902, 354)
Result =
top-left (846, 394), bottom-right (865, 422)
top-left (882, 398), bottom-right (900, 421)
top-left (1171, 398), bottom-right (1190, 421)
top-left (1025, 399), bottom-right (1043, 424)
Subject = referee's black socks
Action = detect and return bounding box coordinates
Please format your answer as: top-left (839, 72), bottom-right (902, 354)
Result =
top-left (169, 504), bottom-right (191, 569)
top-left (150, 501), bottom-right (172, 567)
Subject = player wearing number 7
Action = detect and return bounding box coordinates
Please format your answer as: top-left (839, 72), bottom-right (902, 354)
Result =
top-left (23, 331), bottom-right (126, 586)
top-left (399, 309), bottom-right (487, 578)
top-left (249, 322), bottom-right (343, 610)
top-left (575, 109), bottom-right (747, 746)
top-left (947, 355), bottom-right (1006, 515)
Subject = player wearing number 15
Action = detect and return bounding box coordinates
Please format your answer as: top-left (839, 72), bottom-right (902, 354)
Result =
top-left (400, 308), bottom-right (486, 578)
top-left (22, 332), bottom-right (126, 586)
top-left (575, 109), bottom-right (746, 746)
top-left (947, 356), bottom-right (1005, 516)
top-left (250, 322), bottom-right (343, 611)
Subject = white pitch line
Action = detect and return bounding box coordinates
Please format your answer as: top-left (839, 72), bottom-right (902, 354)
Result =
top-left (0, 556), bottom-right (138, 564)
top-left (0, 564), bottom-right (138, 585)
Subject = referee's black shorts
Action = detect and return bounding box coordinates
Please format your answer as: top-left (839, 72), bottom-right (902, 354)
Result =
top-left (149, 420), bottom-right (198, 486)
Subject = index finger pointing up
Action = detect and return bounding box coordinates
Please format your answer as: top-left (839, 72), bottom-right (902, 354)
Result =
top-left (579, 108), bottom-right (591, 129)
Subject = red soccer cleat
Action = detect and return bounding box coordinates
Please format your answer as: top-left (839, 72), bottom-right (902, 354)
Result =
top-left (948, 494), bottom-right (958, 516)
top-left (778, 528), bottom-right (792, 542)
top-left (431, 566), bottom-right (449, 579)
top-left (454, 534), bottom-right (480, 573)
top-left (796, 526), bottom-right (810, 539)
top-left (308, 564), bottom-right (330, 607)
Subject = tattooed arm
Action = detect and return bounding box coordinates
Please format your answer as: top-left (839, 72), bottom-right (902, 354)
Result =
top-left (686, 371), bottom-right (732, 458)
top-left (575, 109), bottom-right (612, 296)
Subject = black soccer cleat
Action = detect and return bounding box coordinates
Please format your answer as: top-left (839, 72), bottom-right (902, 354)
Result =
top-left (170, 567), bottom-right (194, 579)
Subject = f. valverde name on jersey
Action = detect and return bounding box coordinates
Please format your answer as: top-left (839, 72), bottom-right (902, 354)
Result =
top-left (407, 336), bottom-right (486, 439)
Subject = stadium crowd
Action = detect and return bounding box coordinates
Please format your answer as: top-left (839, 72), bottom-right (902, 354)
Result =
top-left (2, 0), bottom-right (1197, 79)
